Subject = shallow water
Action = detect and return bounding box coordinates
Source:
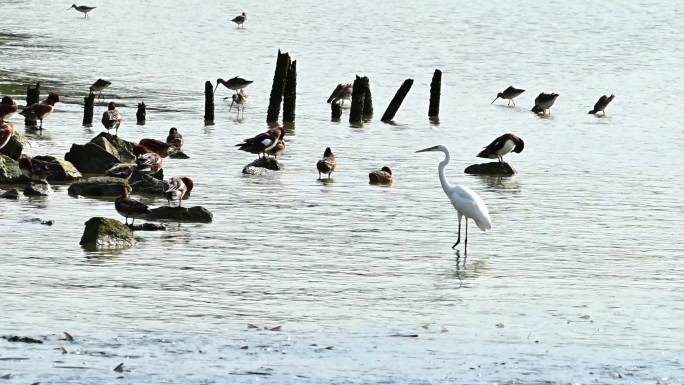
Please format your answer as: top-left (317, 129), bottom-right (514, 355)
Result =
top-left (1, 0), bottom-right (684, 383)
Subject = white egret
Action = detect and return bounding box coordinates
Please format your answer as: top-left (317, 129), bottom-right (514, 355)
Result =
top-left (416, 145), bottom-right (492, 253)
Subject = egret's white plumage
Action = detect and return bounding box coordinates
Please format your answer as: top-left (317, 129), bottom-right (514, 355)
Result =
top-left (417, 145), bottom-right (492, 252)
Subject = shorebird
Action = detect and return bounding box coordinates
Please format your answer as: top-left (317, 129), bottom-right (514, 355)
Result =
top-left (369, 166), bottom-right (393, 185)
top-left (231, 12), bottom-right (246, 28)
top-left (416, 145), bottom-right (492, 254)
top-left (588, 94), bottom-right (615, 116)
top-left (115, 187), bottom-right (150, 226)
top-left (20, 92), bottom-right (59, 131)
top-left (165, 176), bottom-right (194, 207)
top-left (90, 79), bottom-right (110, 99)
top-left (491, 86), bottom-right (525, 106)
top-left (266, 138), bottom-right (287, 159)
top-left (18, 155), bottom-right (51, 183)
top-left (0, 96), bottom-right (18, 121)
top-left (477, 133), bottom-right (525, 164)
top-left (166, 127), bottom-right (184, 149)
top-left (327, 83), bottom-right (353, 106)
top-left (138, 138), bottom-right (178, 158)
top-left (101, 101), bottom-right (123, 135)
top-left (531, 92), bottom-right (559, 115)
top-left (236, 126), bottom-right (284, 158)
top-left (214, 77), bottom-right (253, 94)
top-left (316, 147), bottom-right (336, 179)
top-left (134, 149), bottom-right (164, 174)
top-left (229, 89), bottom-right (248, 118)
top-left (69, 4), bottom-right (96, 18)
top-left (0, 121), bottom-right (16, 150)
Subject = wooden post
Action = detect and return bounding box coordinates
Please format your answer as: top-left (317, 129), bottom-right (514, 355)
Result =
top-left (349, 75), bottom-right (365, 123)
top-left (267, 49), bottom-right (291, 123)
top-left (136, 102), bottom-right (146, 125)
top-left (428, 69), bottom-right (442, 120)
top-left (283, 60), bottom-right (297, 123)
top-left (204, 81), bottom-right (214, 124)
top-left (25, 82), bottom-right (40, 126)
top-left (362, 76), bottom-right (373, 117)
top-left (381, 78), bottom-right (414, 123)
top-left (331, 102), bottom-right (342, 121)
top-left (82, 92), bottom-right (95, 126)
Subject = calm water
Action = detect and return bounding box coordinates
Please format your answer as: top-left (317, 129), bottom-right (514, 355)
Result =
top-left (1, 0), bottom-right (684, 383)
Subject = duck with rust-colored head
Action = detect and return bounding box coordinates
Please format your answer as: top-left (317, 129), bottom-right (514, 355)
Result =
top-left (166, 127), bottom-right (184, 149)
top-left (477, 133), bottom-right (524, 164)
top-left (18, 154), bottom-right (51, 183)
top-left (0, 96), bottom-right (18, 121)
top-left (165, 176), bottom-right (194, 207)
top-left (134, 144), bottom-right (164, 174)
top-left (138, 138), bottom-right (178, 158)
top-left (0, 121), bottom-right (17, 150)
top-left (101, 101), bottom-right (123, 136)
top-left (20, 92), bottom-right (59, 131)
top-left (236, 126), bottom-right (284, 159)
top-left (369, 166), bottom-right (393, 185)
top-left (115, 186), bottom-right (150, 226)
top-left (316, 147), bottom-right (336, 179)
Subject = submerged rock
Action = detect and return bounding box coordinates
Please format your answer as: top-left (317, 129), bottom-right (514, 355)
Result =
top-left (68, 177), bottom-right (130, 197)
top-left (80, 217), bottom-right (135, 249)
top-left (1, 188), bottom-right (19, 199)
top-left (24, 182), bottom-right (52, 196)
top-left (169, 151), bottom-right (190, 159)
top-left (464, 161), bottom-right (516, 176)
top-left (1, 336), bottom-right (43, 344)
top-left (33, 155), bottom-right (82, 181)
top-left (129, 222), bottom-right (166, 231)
top-left (64, 142), bottom-right (120, 174)
top-left (0, 134), bottom-right (23, 160)
top-left (146, 206), bottom-right (213, 223)
top-left (0, 154), bottom-right (24, 184)
top-left (242, 157), bottom-right (282, 174)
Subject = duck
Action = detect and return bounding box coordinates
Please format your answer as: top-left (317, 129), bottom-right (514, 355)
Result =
top-left (89, 78), bottom-right (110, 99)
top-left (18, 154), bottom-right (51, 183)
top-left (477, 133), bottom-right (525, 164)
top-left (236, 126), bottom-right (284, 158)
top-left (0, 96), bottom-right (18, 121)
top-left (165, 176), bottom-right (194, 207)
top-left (105, 163), bottom-right (137, 180)
top-left (166, 127), bottom-right (184, 149)
top-left (115, 187), bottom-right (150, 225)
top-left (134, 145), bottom-right (164, 174)
top-left (19, 92), bottom-right (59, 130)
top-left (138, 138), bottom-right (178, 158)
top-left (531, 92), bottom-right (559, 115)
top-left (327, 83), bottom-right (353, 106)
top-left (214, 76), bottom-right (253, 94)
top-left (101, 101), bottom-right (123, 136)
top-left (369, 166), bottom-right (393, 185)
top-left (316, 147), bottom-right (336, 179)
top-left (491, 86), bottom-right (525, 106)
top-left (588, 94), bottom-right (615, 116)
top-left (266, 138), bottom-right (287, 159)
top-left (0, 121), bottom-right (16, 150)
top-left (231, 12), bottom-right (247, 28)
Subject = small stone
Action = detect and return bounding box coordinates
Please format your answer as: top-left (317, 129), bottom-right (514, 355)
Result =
top-left (2, 335), bottom-right (43, 344)
top-left (80, 217), bottom-right (135, 250)
top-left (242, 157), bottom-right (282, 174)
top-left (24, 182), bottom-right (52, 197)
top-left (146, 206), bottom-right (213, 223)
top-left (1, 189), bottom-right (19, 199)
top-left (464, 161), bottom-right (516, 176)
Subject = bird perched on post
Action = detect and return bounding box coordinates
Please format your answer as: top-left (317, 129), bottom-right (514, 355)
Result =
top-left (0, 96), bottom-right (18, 121)
top-left (115, 187), bottom-right (150, 226)
top-left (18, 155), bottom-right (51, 183)
top-left (477, 133), bottom-right (524, 164)
top-left (491, 86), bottom-right (525, 106)
top-left (327, 83), bottom-right (353, 106)
top-left (588, 94), bottom-right (615, 116)
top-left (69, 4), bottom-right (96, 18)
top-left (236, 127), bottom-right (284, 159)
top-left (165, 176), bottom-right (194, 207)
top-left (0, 121), bottom-right (16, 150)
top-left (231, 12), bottom-right (247, 28)
top-left (531, 92), bottom-right (559, 115)
top-left (166, 127), bottom-right (184, 149)
top-left (316, 147), bottom-right (336, 179)
top-left (214, 77), bottom-right (253, 94)
top-left (368, 166), bottom-right (393, 185)
top-left (416, 145), bottom-right (492, 254)
top-left (90, 79), bottom-right (110, 99)
top-left (101, 101), bottom-right (123, 136)
top-left (20, 92), bottom-right (59, 131)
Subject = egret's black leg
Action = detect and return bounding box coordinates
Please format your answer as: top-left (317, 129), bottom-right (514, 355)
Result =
top-left (452, 216), bottom-right (462, 249)
top-left (464, 219), bottom-right (469, 255)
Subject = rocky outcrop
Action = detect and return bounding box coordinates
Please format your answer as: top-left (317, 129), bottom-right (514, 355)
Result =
top-left (64, 142), bottom-right (120, 174)
top-left (242, 157), bottom-right (282, 174)
top-left (146, 206), bottom-right (213, 223)
top-left (0, 154), bottom-right (24, 183)
top-left (1, 188), bottom-right (19, 199)
top-left (80, 217), bottom-right (135, 249)
top-left (0, 134), bottom-right (23, 160)
top-left (24, 182), bottom-right (52, 196)
top-left (33, 155), bottom-right (81, 181)
top-left (68, 177), bottom-right (130, 197)
top-left (90, 132), bottom-right (136, 162)
top-left (464, 162), bottom-right (516, 176)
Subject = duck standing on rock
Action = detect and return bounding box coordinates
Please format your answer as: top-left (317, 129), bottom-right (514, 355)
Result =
top-left (0, 121), bottom-right (16, 150)
top-left (20, 92), bottom-right (59, 131)
top-left (531, 92), bottom-right (559, 115)
top-left (165, 176), bottom-right (194, 207)
top-left (105, 163), bottom-right (137, 180)
top-left (266, 137), bottom-right (287, 159)
top-left (369, 166), bottom-right (393, 185)
top-left (138, 138), bottom-right (178, 158)
top-left (18, 154), bottom-right (51, 183)
top-left (101, 101), bottom-right (123, 136)
top-left (134, 145), bottom-right (164, 174)
top-left (115, 187), bottom-right (150, 226)
top-left (477, 133), bottom-right (524, 164)
top-left (236, 126), bottom-right (284, 159)
top-left (166, 127), bottom-right (184, 149)
top-left (0, 96), bottom-right (18, 121)
top-left (316, 147), bottom-right (336, 179)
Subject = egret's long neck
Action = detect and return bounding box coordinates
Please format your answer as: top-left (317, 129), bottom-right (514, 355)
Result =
top-left (438, 148), bottom-right (452, 191)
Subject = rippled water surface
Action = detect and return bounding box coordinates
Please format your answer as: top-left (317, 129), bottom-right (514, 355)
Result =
top-left (1, 0), bottom-right (684, 383)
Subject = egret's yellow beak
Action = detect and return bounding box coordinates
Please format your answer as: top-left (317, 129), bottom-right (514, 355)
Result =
top-left (415, 146), bottom-right (438, 153)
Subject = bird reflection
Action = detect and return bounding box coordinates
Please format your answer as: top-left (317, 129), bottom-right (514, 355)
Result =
top-left (475, 174), bottom-right (521, 191)
top-left (451, 250), bottom-right (488, 285)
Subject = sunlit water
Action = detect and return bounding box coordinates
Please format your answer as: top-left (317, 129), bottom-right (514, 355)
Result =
top-left (1, 0), bottom-right (683, 383)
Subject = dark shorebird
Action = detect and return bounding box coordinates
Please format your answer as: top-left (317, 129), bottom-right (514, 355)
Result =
top-left (134, 148), bottom-right (164, 174)
top-left (166, 127), bottom-right (184, 149)
top-left (316, 147), bottom-right (336, 179)
top-left (20, 92), bottom-right (59, 131)
top-left (0, 121), bottom-right (16, 150)
top-left (477, 133), bottom-right (524, 164)
top-left (491, 86), bottom-right (525, 106)
top-left (138, 138), bottom-right (178, 158)
top-left (18, 155), bottom-right (51, 183)
top-left (101, 101), bottom-right (123, 136)
top-left (327, 83), bottom-right (353, 106)
top-left (165, 176), bottom-right (194, 207)
top-left (69, 4), bottom-right (96, 18)
top-left (214, 77), bottom-right (253, 94)
top-left (115, 187), bottom-right (150, 226)
top-left (90, 79), bottom-right (110, 99)
top-left (588, 94), bottom-right (615, 116)
top-left (369, 166), bottom-right (393, 185)
top-left (531, 92), bottom-right (559, 115)
top-left (0, 96), bottom-right (18, 121)
top-left (231, 12), bottom-right (246, 28)
top-left (236, 126), bottom-right (284, 159)
top-left (266, 138), bottom-right (287, 159)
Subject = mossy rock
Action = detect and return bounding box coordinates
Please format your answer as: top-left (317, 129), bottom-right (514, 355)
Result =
top-left (146, 206), bottom-right (213, 223)
top-left (90, 132), bottom-right (136, 161)
top-left (129, 171), bottom-right (168, 195)
top-left (68, 177), bottom-right (130, 197)
top-left (33, 155), bottom-right (82, 181)
top-left (80, 217), bottom-right (135, 249)
top-left (241, 157), bottom-right (282, 174)
top-left (64, 142), bottom-right (120, 174)
top-left (0, 154), bottom-right (24, 184)
top-left (464, 162), bottom-right (516, 176)
top-left (0, 135), bottom-right (23, 160)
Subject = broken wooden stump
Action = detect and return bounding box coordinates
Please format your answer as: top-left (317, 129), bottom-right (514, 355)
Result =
top-left (267, 49), bottom-right (291, 123)
top-left (349, 75), bottom-right (365, 124)
top-left (362, 76), bottom-right (373, 118)
top-left (283, 60), bottom-right (297, 123)
top-left (25, 82), bottom-right (40, 126)
top-left (429, 69), bottom-right (441, 122)
top-left (381, 78), bottom-right (414, 123)
top-left (204, 81), bottom-right (214, 125)
top-left (82, 92), bottom-right (95, 126)
top-left (331, 102), bottom-right (342, 121)
top-left (136, 102), bottom-right (146, 125)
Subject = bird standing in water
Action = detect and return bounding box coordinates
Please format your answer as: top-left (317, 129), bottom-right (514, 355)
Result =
top-left (416, 145), bottom-right (492, 254)
top-left (491, 86), bottom-right (525, 106)
top-left (588, 94), bottom-right (615, 116)
top-left (231, 12), bottom-right (247, 28)
top-left (101, 101), bottom-right (123, 136)
top-left (368, 166), bottom-right (393, 185)
top-left (316, 147), bottom-right (336, 179)
top-left (69, 4), bottom-right (96, 18)
top-left (20, 92), bottom-right (59, 131)
top-left (214, 77), bottom-right (253, 94)
top-left (531, 92), bottom-right (559, 115)
top-left (477, 133), bottom-right (525, 164)
top-left (229, 89), bottom-right (248, 118)
top-left (166, 127), bottom-right (184, 149)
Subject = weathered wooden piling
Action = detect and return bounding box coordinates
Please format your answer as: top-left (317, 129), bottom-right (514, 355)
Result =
top-left (204, 81), bottom-right (214, 124)
top-left (136, 102), bottom-right (146, 125)
top-left (331, 102), bottom-right (342, 121)
top-left (82, 92), bottom-right (95, 126)
top-left (362, 76), bottom-right (373, 117)
top-left (25, 82), bottom-right (40, 126)
top-left (428, 69), bottom-right (442, 120)
top-left (283, 60), bottom-right (297, 123)
top-left (349, 75), bottom-right (365, 123)
top-left (267, 50), bottom-right (291, 123)
top-left (381, 78), bottom-right (414, 123)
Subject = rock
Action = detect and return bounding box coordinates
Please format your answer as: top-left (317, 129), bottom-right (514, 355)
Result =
top-left (242, 157), bottom-right (282, 174)
top-left (0, 135), bottom-right (23, 160)
top-left (170, 151), bottom-right (190, 159)
top-left (68, 177), bottom-right (130, 197)
top-left (129, 222), bottom-right (166, 231)
top-left (242, 166), bottom-right (279, 176)
top-left (33, 155), bottom-right (82, 181)
top-left (129, 171), bottom-right (169, 195)
top-left (90, 132), bottom-right (136, 161)
top-left (464, 161), bottom-right (516, 176)
top-left (1, 189), bottom-right (19, 199)
top-left (64, 142), bottom-right (121, 174)
top-left (24, 182), bottom-right (52, 196)
top-left (1, 336), bottom-right (43, 344)
top-left (0, 154), bottom-right (24, 184)
top-left (80, 217), bottom-right (135, 249)
top-left (146, 206), bottom-right (213, 223)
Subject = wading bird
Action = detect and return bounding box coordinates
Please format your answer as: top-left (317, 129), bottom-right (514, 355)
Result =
top-left (166, 127), bottom-right (184, 149)
top-left (101, 101), bottom-right (123, 135)
top-left (477, 133), bottom-right (524, 164)
top-left (327, 83), bottom-right (353, 106)
top-left (229, 89), bottom-right (248, 118)
top-left (0, 96), bottom-right (18, 121)
top-left (69, 4), bottom-right (96, 18)
top-left (20, 92), bottom-right (59, 131)
top-left (316, 147), bottom-right (336, 179)
top-left (18, 155), bottom-right (51, 183)
top-left (90, 79), bottom-right (110, 99)
top-left (231, 12), bottom-right (247, 28)
top-left (214, 77), bottom-right (253, 94)
top-left (165, 176), bottom-right (194, 207)
top-left (531, 92), bottom-right (559, 115)
top-left (115, 187), bottom-right (150, 226)
top-left (491, 86), bottom-right (525, 106)
top-left (236, 127), bottom-right (284, 158)
top-left (368, 166), bottom-right (393, 185)
top-left (588, 94), bottom-right (615, 116)
top-left (416, 145), bottom-right (492, 253)
top-left (0, 121), bottom-right (16, 150)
